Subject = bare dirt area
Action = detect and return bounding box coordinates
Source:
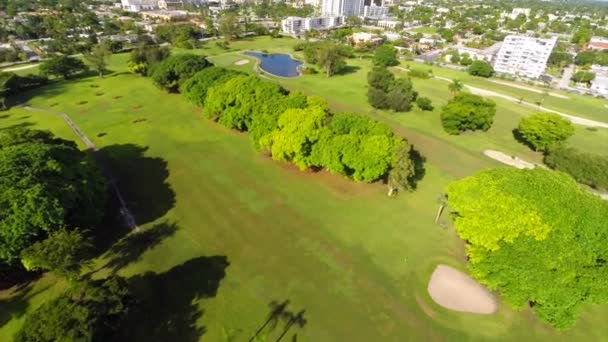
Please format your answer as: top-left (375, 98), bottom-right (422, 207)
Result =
top-left (427, 264), bottom-right (498, 314)
top-left (483, 150), bottom-right (536, 169)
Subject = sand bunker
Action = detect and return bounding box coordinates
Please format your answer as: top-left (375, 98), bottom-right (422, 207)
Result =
top-left (234, 59), bottom-right (250, 66)
top-left (427, 264), bottom-right (498, 314)
top-left (484, 150), bottom-right (536, 169)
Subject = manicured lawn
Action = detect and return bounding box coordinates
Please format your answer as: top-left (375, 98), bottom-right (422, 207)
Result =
top-left (411, 27), bottom-right (438, 34)
top-left (0, 37), bottom-right (607, 341)
top-left (402, 60), bottom-right (608, 123)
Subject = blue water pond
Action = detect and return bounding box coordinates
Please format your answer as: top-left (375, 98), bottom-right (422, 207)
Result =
top-left (245, 52), bottom-right (303, 78)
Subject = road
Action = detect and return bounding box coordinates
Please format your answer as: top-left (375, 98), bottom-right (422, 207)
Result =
top-left (395, 67), bottom-right (608, 129)
top-left (558, 64), bottom-right (575, 90)
top-left (21, 105), bottom-right (139, 231)
top-left (2, 63), bottom-right (38, 72)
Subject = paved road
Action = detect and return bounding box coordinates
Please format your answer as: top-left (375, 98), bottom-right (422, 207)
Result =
top-left (21, 105), bottom-right (139, 231)
top-left (2, 64), bottom-right (38, 72)
top-left (558, 64), bottom-right (575, 90)
top-left (396, 67), bottom-right (608, 128)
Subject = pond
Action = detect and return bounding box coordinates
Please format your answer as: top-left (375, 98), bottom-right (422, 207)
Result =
top-left (244, 52), bottom-right (303, 78)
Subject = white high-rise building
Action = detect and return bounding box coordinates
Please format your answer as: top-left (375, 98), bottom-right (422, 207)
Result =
top-left (281, 16), bottom-right (345, 34)
top-left (493, 35), bottom-right (557, 79)
top-left (322, 0), bottom-right (364, 17)
top-left (121, 0), bottom-right (158, 12)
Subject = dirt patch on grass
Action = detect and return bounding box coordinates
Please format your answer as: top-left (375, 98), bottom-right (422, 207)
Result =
top-left (234, 59), bottom-right (250, 66)
top-left (427, 264), bottom-right (497, 314)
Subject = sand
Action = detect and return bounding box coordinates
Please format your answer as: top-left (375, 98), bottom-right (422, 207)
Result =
top-left (234, 59), bottom-right (250, 66)
top-left (427, 264), bottom-right (498, 314)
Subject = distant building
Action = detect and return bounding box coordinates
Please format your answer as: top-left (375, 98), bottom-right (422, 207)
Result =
top-left (351, 31), bottom-right (383, 44)
top-left (321, 0), bottom-right (364, 17)
top-left (281, 16), bottom-right (345, 34)
top-left (588, 37), bottom-right (608, 51)
top-left (120, 0), bottom-right (158, 12)
top-left (493, 35), bottom-right (557, 79)
top-left (363, 5), bottom-right (389, 18)
top-left (453, 42), bottom-right (502, 63)
top-left (508, 8), bottom-right (530, 19)
top-left (376, 19), bottom-right (400, 29)
top-left (141, 10), bottom-right (188, 20)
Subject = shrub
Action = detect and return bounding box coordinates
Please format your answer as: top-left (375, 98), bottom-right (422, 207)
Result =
top-left (517, 113), bottom-right (575, 151)
top-left (544, 146), bottom-right (608, 190)
top-left (408, 68), bottom-right (432, 79)
top-left (468, 60), bottom-right (494, 77)
top-left (416, 96), bottom-right (433, 111)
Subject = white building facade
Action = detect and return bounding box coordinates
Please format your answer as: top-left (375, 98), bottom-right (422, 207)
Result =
top-left (363, 5), bottom-right (389, 18)
top-left (121, 0), bottom-right (158, 12)
top-left (281, 16), bottom-right (345, 34)
top-left (321, 0), bottom-right (364, 17)
top-left (493, 35), bottom-right (557, 79)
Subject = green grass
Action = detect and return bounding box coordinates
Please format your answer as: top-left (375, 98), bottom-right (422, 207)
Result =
top-left (401, 61), bottom-right (608, 123)
top-left (411, 27), bottom-right (438, 34)
top-left (0, 37), bottom-right (607, 341)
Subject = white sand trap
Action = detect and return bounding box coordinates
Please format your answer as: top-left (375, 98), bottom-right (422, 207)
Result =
top-left (234, 59), bottom-right (250, 66)
top-left (484, 150), bottom-right (536, 169)
top-left (427, 264), bottom-right (498, 314)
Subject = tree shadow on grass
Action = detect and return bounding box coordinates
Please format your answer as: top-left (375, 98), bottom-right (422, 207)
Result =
top-left (103, 222), bottom-right (177, 274)
top-left (512, 128), bottom-right (536, 151)
top-left (248, 300), bottom-right (307, 342)
top-left (0, 283), bottom-right (51, 327)
top-left (337, 65), bottom-right (361, 76)
top-left (122, 256), bottom-right (229, 342)
top-left (97, 144), bottom-right (176, 226)
top-left (408, 146), bottom-right (427, 190)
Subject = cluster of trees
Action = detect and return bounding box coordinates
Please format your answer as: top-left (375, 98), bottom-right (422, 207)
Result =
top-left (547, 51), bottom-right (573, 68)
top-left (128, 44), bottom-right (171, 76)
top-left (151, 54), bottom-right (210, 93)
top-left (447, 167), bottom-right (608, 329)
top-left (0, 128), bottom-right (106, 267)
top-left (300, 41), bottom-right (353, 77)
top-left (367, 66), bottom-right (423, 112)
top-left (544, 146), bottom-right (608, 191)
top-left (467, 60), bottom-right (494, 78)
top-left (446, 50), bottom-right (474, 67)
top-left (440, 93), bottom-right (496, 135)
top-left (516, 113), bottom-right (575, 151)
top-left (154, 24), bottom-right (202, 49)
top-left (0, 47), bottom-right (26, 63)
top-left (175, 67), bottom-right (420, 193)
top-left (574, 50), bottom-right (608, 66)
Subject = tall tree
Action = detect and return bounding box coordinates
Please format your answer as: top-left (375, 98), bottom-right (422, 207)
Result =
top-left (373, 44), bottom-right (399, 67)
top-left (85, 44), bottom-right (112, 78)
top-left (447, 79), bottom-right (463, 95)
top-left (315, 41), bottom-right (347, 77)
top-left (218, 13), bottom-right (241, 42)
top-left (440, 93), bottom-right (496, 134)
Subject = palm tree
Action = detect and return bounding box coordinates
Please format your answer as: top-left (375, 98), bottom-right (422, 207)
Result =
top-left (435, 193), bottom-right (448, 224)
top-left (448, 80), bottom-right (464, 95)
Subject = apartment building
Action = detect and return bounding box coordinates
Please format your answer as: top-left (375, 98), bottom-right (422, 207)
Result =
top-left (493, 35), bottom-right (557, 79)
top-left (121, 0), bottom-right (158, 12)
top-left (322, 0), bottom-right (364, 17)
top-left (363, 5), bottom-right (389, 18)
top-left (281, 16), bottom-right (345, 34)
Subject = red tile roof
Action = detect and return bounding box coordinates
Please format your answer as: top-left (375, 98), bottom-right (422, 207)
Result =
top-left (589, 42), bottom-right (608, 50)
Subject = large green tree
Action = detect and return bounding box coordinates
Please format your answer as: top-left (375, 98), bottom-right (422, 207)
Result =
top-left (447, 168), bottom-right (608, 329)
top-left (151, 54), bottom-right (210, 92)
top-left (468, 60), bottom-right (494, 77)
top-left (15, 276), bottom-right (133, 342)
top-left (0, 128), bottom-right (106, 265)
top-left (373, 44), bottom-right (399, 67)
top-left (85, 44), bottom-right (112, 78)
top-left (21, 229), bottom-right (92, 280)
top-left (517, 113), bottom-right (575, 151)
top-left (39, 55), bottom-right (88, 79)
top-left (440, 93), bottom-right (496, 134)
top-left (128, 45), bottom-right (171, 76)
